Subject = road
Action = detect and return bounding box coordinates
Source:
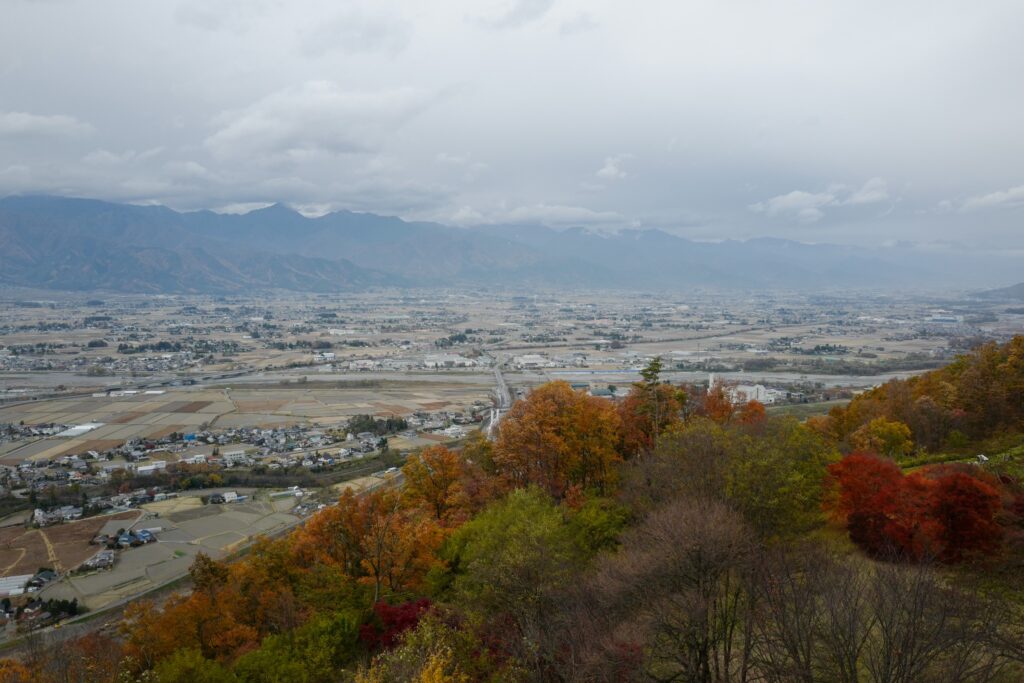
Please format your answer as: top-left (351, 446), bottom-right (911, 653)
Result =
top-left (486, 361), bottom-right (513, 440)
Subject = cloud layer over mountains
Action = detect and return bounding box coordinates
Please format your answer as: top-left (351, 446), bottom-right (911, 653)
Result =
top-left (1, 1), bottom-right (1023, 251)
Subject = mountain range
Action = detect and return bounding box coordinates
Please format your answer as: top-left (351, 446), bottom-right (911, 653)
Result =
top-left (0, 195), bottom-right (1019, 294)
top-left (976, 281), bottom-right (1024, 301)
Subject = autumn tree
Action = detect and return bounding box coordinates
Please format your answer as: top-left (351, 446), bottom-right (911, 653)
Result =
top-left (851, 416), bottom-right (914, 459)
top-left (494, 381), bottom-right (622, 497)
top-left (0, 660), bottom-right (32, 683)
top-left (700, 380), bottom-right (736, 424)
top-left (618, 357), bottom-right (686, 458)
top-left (357, 608), bottom-right (486, 683)
top-left (402, 445), bottom-right (470, 525)
top-left (189, 551), bottom-right (229, 592)
top-left (359, 598), bottom-right (432, 651)
top-left (821, 336), bottom-right (1024, 452)
top-left (930, 471), bottom-right (1003, 562)
top-left (292, 488), bottom-right (444, 603)
top-left (736, 399), bottom-right (767, 429)
top-left (827, 453), bottom-right (1005, 561)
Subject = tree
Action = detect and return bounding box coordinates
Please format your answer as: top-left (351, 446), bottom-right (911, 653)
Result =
top-left (851, 417), bottom-right (914, 459)
top-left (725, 417), bottom-right (839, 537)
top-left (827, 453), bottom-right (1005, 562)
top-left (0, 659), bottom-right (32, 683)
top-left (636, 417), bottom-right (836, 538)
top-left (359, 598), bottom-right (432, 651)
top-left (736, 399), bottom-right (767, 429)
top-left (494, 381), bottom-right (622, 497)
top-left (930, 471), bottom-right (1002, 562)
top-left (189, 552), bottom-right (229, 593)
top-left (821, 336), bottom-right (1024, 451)
top-left (639, 356), bottom-right (664, 385)
top-left (232, 611), bottom-right (362, 682)
top-left (701, 380), bottom-right (735, 424)
top-left (618, 357), bottom-right (686, 459)
top-left (747, 543), bottom-right (1005, 683)
top-left (152, 648), bottom-right (236, 683)
top-left (826, 452), bottom-right (904, 525)
top-left (618, 383), bottom-right (686, 459)
top-left (443, 488), bottom-right (584, 675)
top-left (402, 446), bottom-right (470, 525)
top-left (292, 488), bottom-right (443, 603)
top-left (356, 609), bottom-right (484, 683)
top-left (575, 498), bottom-right (756, 681)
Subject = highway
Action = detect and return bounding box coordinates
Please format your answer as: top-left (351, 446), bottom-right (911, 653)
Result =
top-left (486, 361), bottom-right (513, 440)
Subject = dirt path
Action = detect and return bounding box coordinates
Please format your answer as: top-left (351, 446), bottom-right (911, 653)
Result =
top-left (204, 387), bottom-right (237, 429)
top-left (0, 547), bottom-right (26, 576)
top-left (37, 529), bottom-right (64, 572)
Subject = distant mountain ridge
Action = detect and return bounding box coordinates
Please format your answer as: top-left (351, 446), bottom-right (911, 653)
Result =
top-left (0, 196), bottom-right (396, 293)
top-left (976, 282), bottom-right (1024, 301)
top-left (0, 195), bottom-right (1017, 293)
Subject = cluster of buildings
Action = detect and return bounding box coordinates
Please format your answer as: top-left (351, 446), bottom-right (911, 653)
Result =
top-left (313, 352), bottom-right (485, 372)
top-left (0, 569), bottom-right (58, 599)
top-left (1, 422), bottom-right (72, 445)
top-left (32, 505), bottom-right (84, 525)
top-left (0, 348), bottom-right (203, 375)
top-left (2, 403), bottom-right (486, 513)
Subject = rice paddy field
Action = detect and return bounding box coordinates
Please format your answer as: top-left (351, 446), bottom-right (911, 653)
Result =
top-left (0, 378), bottom-right (491, 465)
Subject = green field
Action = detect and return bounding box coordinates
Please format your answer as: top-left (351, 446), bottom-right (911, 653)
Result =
top-left (767, 399), bottom-right (848, 419)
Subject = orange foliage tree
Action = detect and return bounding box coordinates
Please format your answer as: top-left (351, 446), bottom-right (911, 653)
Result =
top-left (292, 488), bottom-right (444, 603)
top-left (617, 356), bottom-right (686, 458)
top-left (494, 381), bottom-right (622, 498)
top-left (402, 445), bottom-right (471, 525)
top-left (824, 336), bottom-right (1024, 452)
top-left (736, 400), bottom-right (767, 429)
top-left (0, 659), bottom-right (33, 683)
top-left (700, 381), bottom-right (736, 424)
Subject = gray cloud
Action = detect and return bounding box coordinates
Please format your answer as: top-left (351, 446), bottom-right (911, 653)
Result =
top-left (750, 190), bottom-right (835, 224)
top-left (476, 0), bottom-right (555, 29)
top-left (843, 178), bottom-right (890, 206)
top-left (299, 10), bottom-right (412, 57)
top-left (559, 13), bottom-right (599, 35)
top-left (1, 0), bottom-right (1023, 249)
top-left (447, 202), bottom-right (625, 228)
top-left (750, 179), bottom-right (893, 224)
top-left (961, 184), bottom-right (1024, 212)
top-left (173, 0), bottom-right (271, 33)
top-left (204, 82), bottom-right (437, 161)
top-left (0, 111), bottom-right (93, 137)
top-left (596, 155), bottom-right (631, 180)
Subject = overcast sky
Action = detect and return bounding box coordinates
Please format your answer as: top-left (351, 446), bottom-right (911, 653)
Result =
top-left (2, 0), bottom-right (1023, 247)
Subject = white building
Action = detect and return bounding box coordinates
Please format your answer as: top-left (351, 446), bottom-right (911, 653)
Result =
top-left (730, 384), bottom-right (782, 405)
top-left (513, 354), bottom-right (552, 369)
top-left (423, 354), bottom-right (476, 369)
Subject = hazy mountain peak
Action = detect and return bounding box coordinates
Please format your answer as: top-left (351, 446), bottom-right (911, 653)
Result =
top-left (2, 195), bottom-right (1022, 293)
